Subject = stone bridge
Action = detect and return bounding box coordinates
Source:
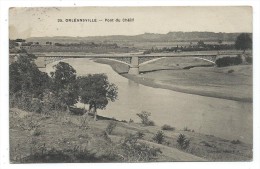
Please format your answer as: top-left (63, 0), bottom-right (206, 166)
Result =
top-left (32, 51), bottom-right (239, 75)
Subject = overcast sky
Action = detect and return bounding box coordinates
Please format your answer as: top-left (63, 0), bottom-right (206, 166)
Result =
top-left (9, 7), bottom-right (252, 39)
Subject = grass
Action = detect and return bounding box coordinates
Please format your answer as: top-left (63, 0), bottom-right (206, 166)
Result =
top-left (10, 108), bottom-right (253, 162)
top-left (105, 121), bottom-right (117, 134)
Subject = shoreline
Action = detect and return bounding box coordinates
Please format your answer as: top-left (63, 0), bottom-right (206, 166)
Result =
top-left (94, 59), bottom-right (252, 103)
top-left (122, 74), bottom-right (252, 103)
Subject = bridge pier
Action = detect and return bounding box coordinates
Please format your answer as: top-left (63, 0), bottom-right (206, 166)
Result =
top-left (128, 56), bottom-right (139, 75)
top-left (128, 66), bottom-right (139, 75)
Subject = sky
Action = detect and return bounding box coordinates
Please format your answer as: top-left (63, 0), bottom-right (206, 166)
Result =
top-left (9, 7), bottom-right (252, 39)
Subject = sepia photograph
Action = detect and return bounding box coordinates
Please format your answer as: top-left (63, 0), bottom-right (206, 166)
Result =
top-left (8, 6), bottom-right (253, 163)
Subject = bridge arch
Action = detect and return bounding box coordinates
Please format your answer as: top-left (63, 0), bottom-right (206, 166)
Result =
top-left (139, 57), bottom-right (167, 66)
top-left (98, 58), bottom-right (131, 67)
top-left (192, 57), bottom-right (216, 64)
top-left (139, 56), bottom-right (216, 67)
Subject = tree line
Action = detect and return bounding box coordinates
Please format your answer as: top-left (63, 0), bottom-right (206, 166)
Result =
top-left (143, 33), bottom-right (252, 54)
top-left (10, 50), bottom-right (118, 120)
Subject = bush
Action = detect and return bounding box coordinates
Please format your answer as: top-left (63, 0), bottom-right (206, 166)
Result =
top-left (135, 131), bottom-right (145, 139)
top-left (17, 93), bottom-right (32, 111)
top-left (120, 134), bottom-right (162, 162)
top-left (136, 111), bottom-right (155, 126)
top-left (245, 56), bottom-right (252, 64)
top-left (227, 69), bottom-right (234, 73)
top-left (161, 124), bottom-right (175, 131)
top-left (147, 120), bottom-right (155, 126)
top-left (152, 131), bottom-right (165, 144)
top-left (177, 134), bottom-right (190, 149)
top-left (216, 55), bottom-right (242, 67)
top-left (105, 121), bottom-right (117, 134)
top-left (41, 90), bottom-right (67, 114)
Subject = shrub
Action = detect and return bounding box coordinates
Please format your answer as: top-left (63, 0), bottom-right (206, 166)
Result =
top-left (216, 55), bottom-right (242, 67)
top-left (177, 134), bottom-right (190, 150)
top-left (148, 120), bottom-right (155, 126)
top-left (136, 111), bottom-right (155, 126)
top-left (105, 121), bottom-right (117, 134)
top-left (161, 124), bottom-right (175, 131)
top-left (41, 91), bottom-right (67, 113)
top-left (135, 131), bottom-right (145, 139)
top-left (228, 69), bottom-right (234, 73)
top-left (245, 56), bottom-right (252, 64)
top-left (120, 134), bottom-right (162, 162)
top-left (152, 131), bottom-right (165, 144)
top-left (18, 93), bottom-right (32, 111)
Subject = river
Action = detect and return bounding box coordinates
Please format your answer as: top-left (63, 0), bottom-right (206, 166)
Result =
top-left (45, 58), bottom-right (252, 144)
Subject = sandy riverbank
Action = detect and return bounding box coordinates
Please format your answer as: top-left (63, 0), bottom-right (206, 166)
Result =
top-left (95, 58), bottom-right (252, 103)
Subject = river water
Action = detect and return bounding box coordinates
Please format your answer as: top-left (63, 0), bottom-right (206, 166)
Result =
top-left (45, 58), bottom-right (252, 144)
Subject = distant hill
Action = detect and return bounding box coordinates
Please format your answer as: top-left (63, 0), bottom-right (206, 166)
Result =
top-left (26, 32), bottom-right (251, 44)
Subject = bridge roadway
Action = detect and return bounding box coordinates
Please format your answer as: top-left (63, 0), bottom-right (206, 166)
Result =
top-left (33, 51), bottom-right (239, 75)
top-left (35, 52), bottom-right (219, 58)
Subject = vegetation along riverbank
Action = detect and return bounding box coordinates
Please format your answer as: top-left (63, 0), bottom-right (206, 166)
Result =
top-left (9, 50), bottom-right (252, 163)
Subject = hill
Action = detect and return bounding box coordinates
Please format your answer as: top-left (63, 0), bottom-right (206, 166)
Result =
top-left (26, 32), bottom-right (252, 44)
top-left (10, 107), bottom-right (252, 163)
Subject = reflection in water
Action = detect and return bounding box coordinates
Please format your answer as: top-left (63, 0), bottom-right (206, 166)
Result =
top-left (45, 58), bottom-right (252, 144)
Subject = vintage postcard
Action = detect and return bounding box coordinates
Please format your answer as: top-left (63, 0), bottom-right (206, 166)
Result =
top-left (9, 7), bottom-right (252, 163)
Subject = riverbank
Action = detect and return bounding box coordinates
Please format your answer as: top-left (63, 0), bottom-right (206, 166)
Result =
top-left (95, 58), bottom-right (252, 103)
top-left (44, 58), bottom-right (252, 144)
top-left (10, 108), bottom-right (252, 162)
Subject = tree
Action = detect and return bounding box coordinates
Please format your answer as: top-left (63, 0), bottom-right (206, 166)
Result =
top-left (50, 62), bottom-right (78, 112)
top-left (10, 53), bottom-right (49, 97)
top-left (218, 39), bottom-right (223, 45)
top-left (77, 74), bottom-right (118, 121)
top-left (136, 111), bottom-right (155, 126)
top-left (235, 33), bottom-right (252, 52)
top-left (9, 52), bottom-right (51, 111)
top-left (177, 134), bottom-right (190, 149)
top-left (197, 40), bottom-right (205, 47)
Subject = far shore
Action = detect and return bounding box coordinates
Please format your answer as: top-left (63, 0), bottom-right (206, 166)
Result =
top-left (94, 58), bottom-right (252, 103)
top-left (122, 74), bottom-right (252, 103)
